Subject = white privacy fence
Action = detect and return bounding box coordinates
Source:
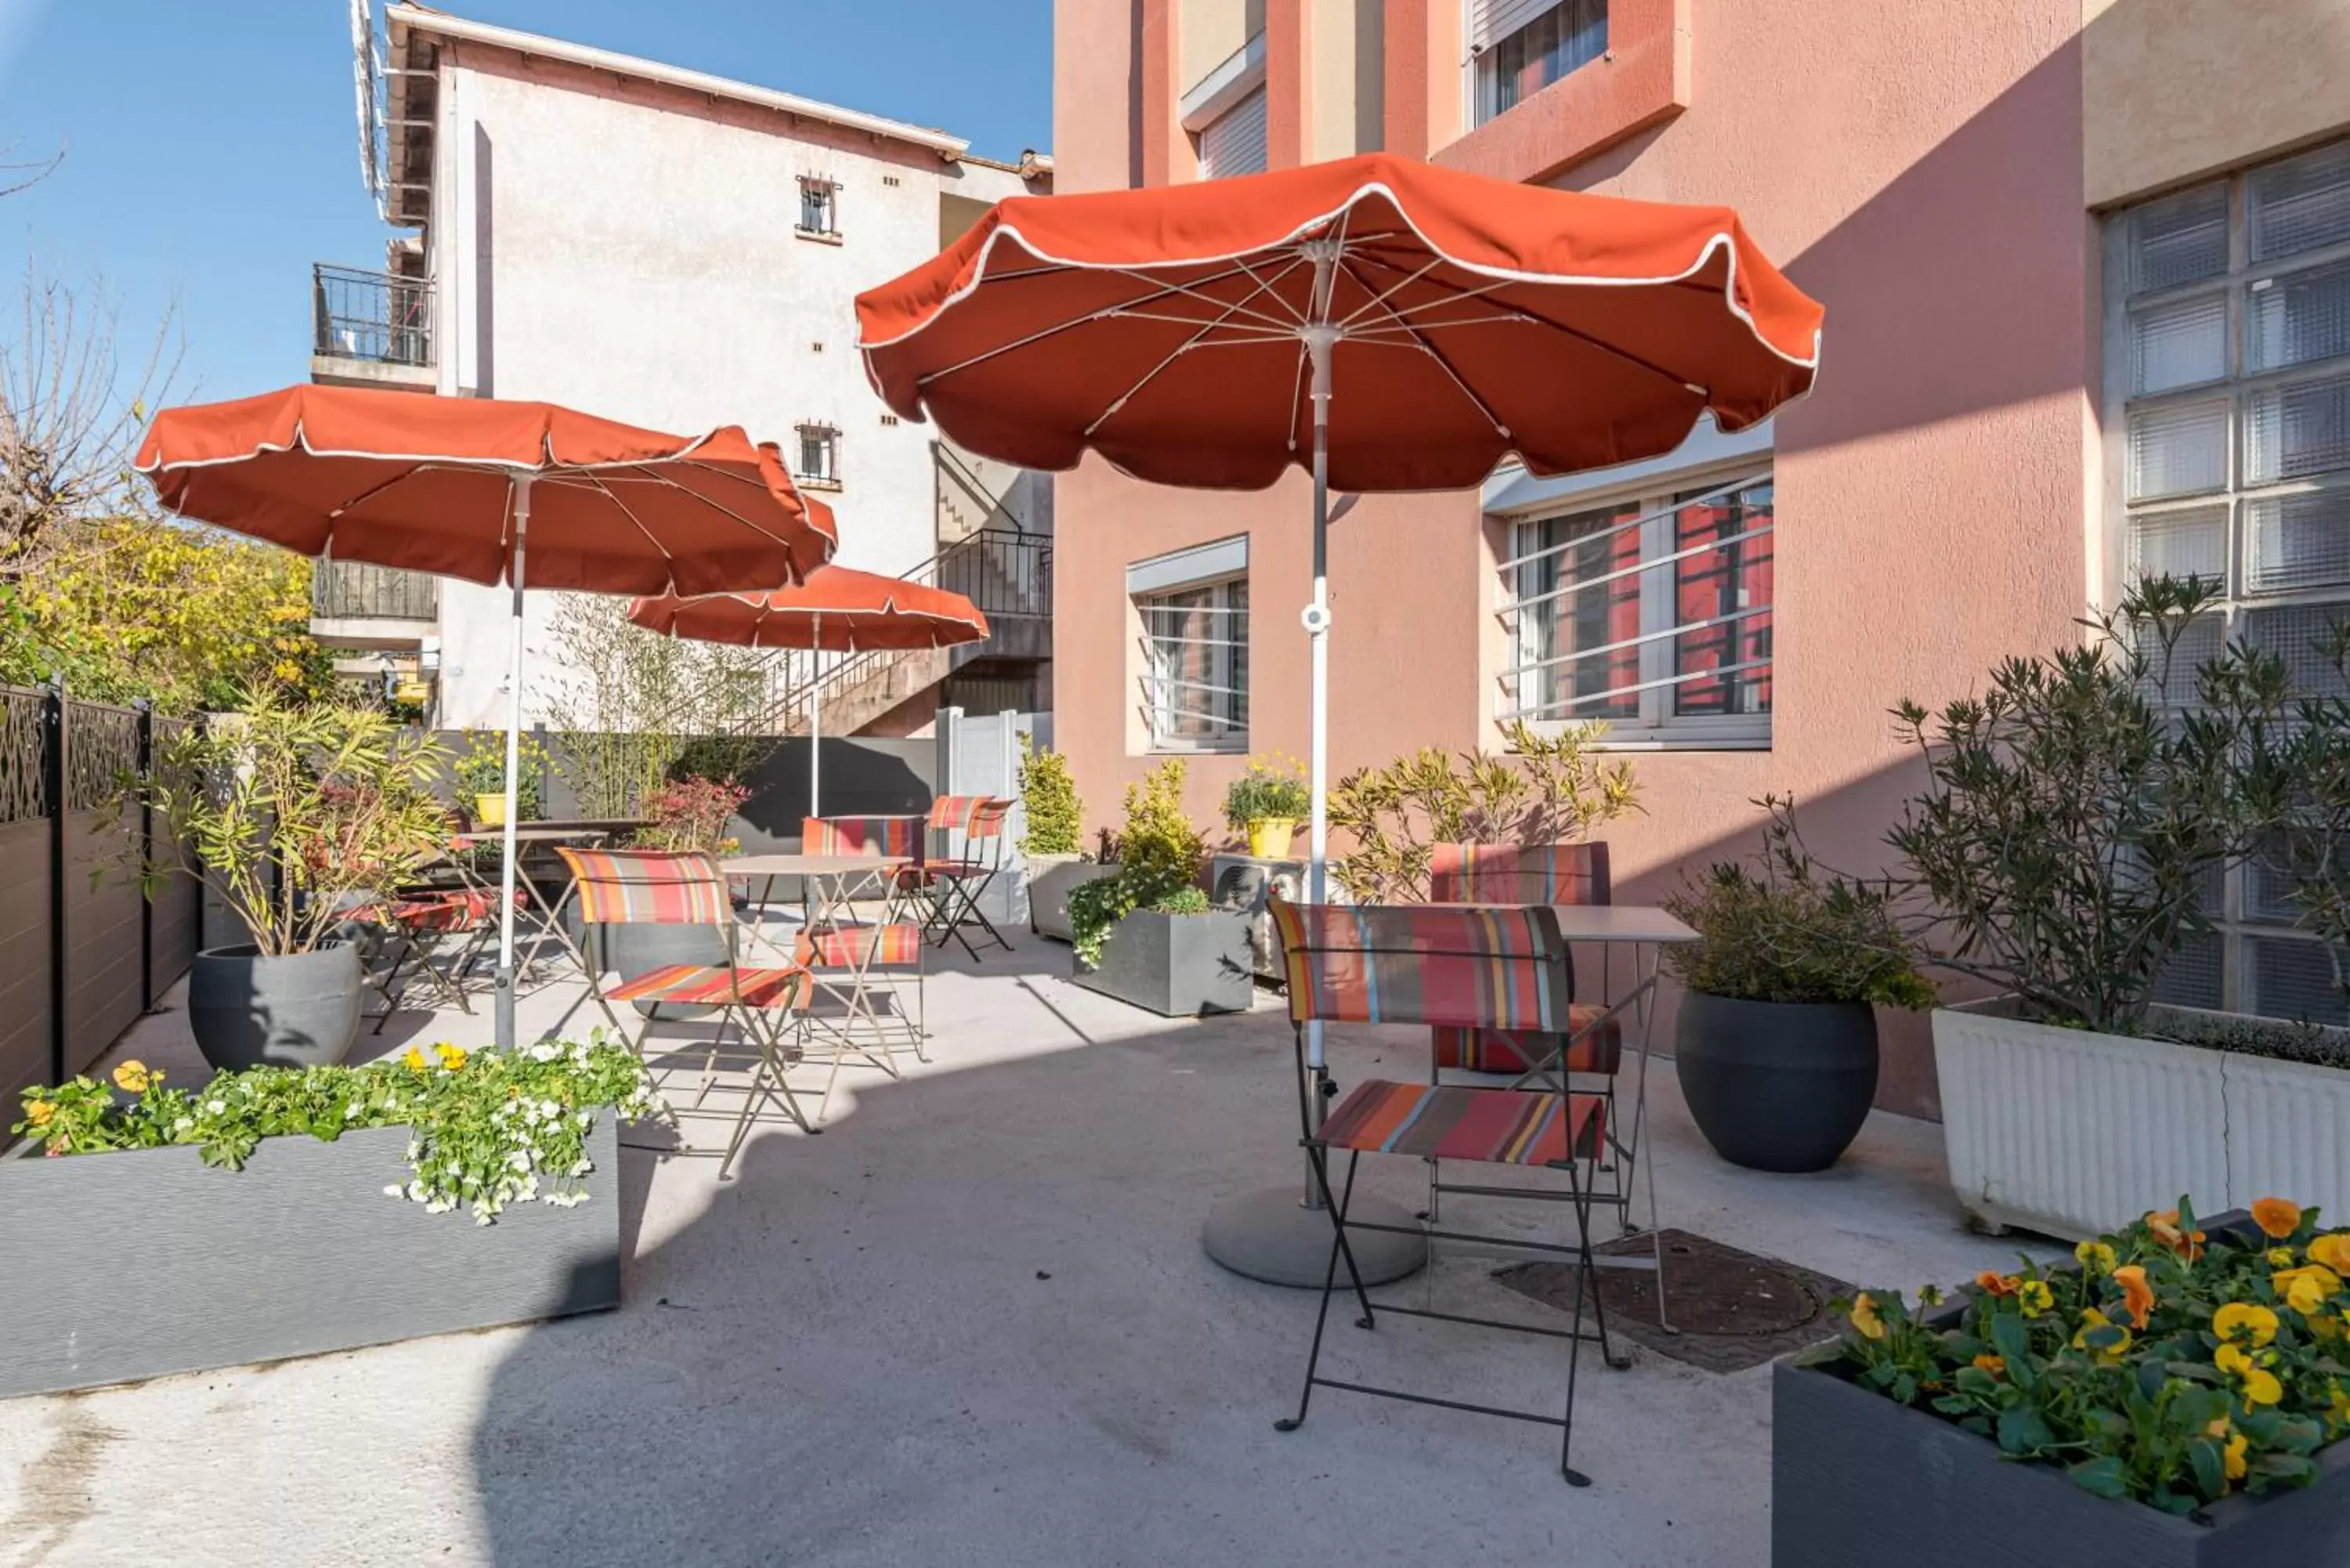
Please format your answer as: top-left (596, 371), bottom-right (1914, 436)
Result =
top-left (935, 706), bottom-right (1051, 926)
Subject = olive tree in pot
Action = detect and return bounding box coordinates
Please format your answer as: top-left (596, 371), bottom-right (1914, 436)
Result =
top-left (125, 695), bottom-right (453, 1071)
top-left (1665, 798), bottom-right (1936, 1172)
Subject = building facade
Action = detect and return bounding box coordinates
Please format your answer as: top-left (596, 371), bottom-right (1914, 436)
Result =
top-left (313, 4), bottom-right (1054, 735)
top-left (1053, 0), bottom-right (2350, 1113)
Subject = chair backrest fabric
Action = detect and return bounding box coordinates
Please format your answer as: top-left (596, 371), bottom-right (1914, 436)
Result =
top-left (1427, 842), bottom-right (1611, 908)
top-left (802, 815), bottom-right (923, 858)
top-left (1268, 898), bottom-right (1571, 1031)
top-left (556, 847), bottom-right (733, 927)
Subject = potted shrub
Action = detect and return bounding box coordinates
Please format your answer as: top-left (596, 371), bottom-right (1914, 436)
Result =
top-left (1777, 1199), bottom-right (2350, 1566)
top-left (0, 1035), bottom-right (661, 1398)
top-left (1886, 576), bottom-right (2334, 1237)
top-left (1663, 798), bottom-right (1936, 1172)
top-left (1068, 760), bottom-right (1250, 1016)
top-left (1222, 753), bottom-right (1312, 858)
top-left (128, 695), bottom-right (454, 1071)
top-left (1017, 737), bottom-right (1113, 941)
top-left (453, 730), bottom-right (548, 828)
top-left (1328, 719), bottom-right (1640, 901)
top-left (601, 774), bottom-right (751, 1017)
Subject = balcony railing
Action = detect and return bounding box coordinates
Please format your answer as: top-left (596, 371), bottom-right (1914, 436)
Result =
top-left (313, 264), bottom-right (433, 370)
top-left (312, 560), bottom-right (438, 621)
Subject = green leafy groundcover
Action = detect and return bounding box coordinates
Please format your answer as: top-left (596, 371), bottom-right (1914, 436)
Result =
top-left (12, 1035), bottom-right (664, 1226)
top-left (1821, 1199), bottom-right (2350, 1513)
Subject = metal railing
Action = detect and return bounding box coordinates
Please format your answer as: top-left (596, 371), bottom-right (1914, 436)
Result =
top-left (313, 263), bottom-right (433, 369)
top-left (312, 559), bottom-right (439, 621)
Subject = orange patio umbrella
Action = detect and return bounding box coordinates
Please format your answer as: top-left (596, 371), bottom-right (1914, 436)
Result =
top-left (855, 150), bottom-right (1823, 1283)
top-left (629, 566), bottom-right (989, 816)
top-left (136, 383), bottom-right (838, 1049)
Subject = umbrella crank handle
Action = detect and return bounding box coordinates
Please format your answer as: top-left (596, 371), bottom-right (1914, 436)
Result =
top-left (1300, 603), bottom-right (1330, 634)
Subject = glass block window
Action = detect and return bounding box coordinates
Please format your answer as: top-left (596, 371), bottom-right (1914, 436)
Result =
top-left (2110, 134), bottom-right (2350, 1023)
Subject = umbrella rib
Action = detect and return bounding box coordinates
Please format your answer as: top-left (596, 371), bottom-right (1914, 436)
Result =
top-left (1225, 253), bottom-right (1311, 326)
top-left (1083, 259), bottom-right (1311, 438)
top-left (1347, 253), bottom-right (1709, 395)
top-left (913, 258), bottom-right (1295, 389)
top-left (1340, 259), bottom-right (1513, 441)
top-left (1334, 256), bottom-right (1449, 328)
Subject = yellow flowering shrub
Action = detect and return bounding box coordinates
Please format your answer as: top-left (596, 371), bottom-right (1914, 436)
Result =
top-left (1824, 1199), bottom-right (2350, 1513)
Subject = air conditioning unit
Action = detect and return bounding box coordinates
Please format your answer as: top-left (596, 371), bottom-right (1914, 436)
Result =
top-left (1210, 854), bottom-right (1310, 981)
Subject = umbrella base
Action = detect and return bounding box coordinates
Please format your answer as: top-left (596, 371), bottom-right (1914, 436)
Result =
top-left (1202, 1186), bottom-right (1427, 1288)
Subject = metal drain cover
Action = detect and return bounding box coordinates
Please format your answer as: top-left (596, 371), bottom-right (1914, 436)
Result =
top-left (1495, 1229), bottom-right (1853, 1374)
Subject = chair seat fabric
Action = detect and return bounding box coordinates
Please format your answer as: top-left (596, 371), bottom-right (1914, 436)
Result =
top-left (385, 887), bottom-right (520, 932)
top-left (1321, 1079), bottom-right (1605, 1166)
top-left (1433, 1005), bottom-right (1622, 1075)
top-left (608, 963), bottom-right (808, 1010)
top-left (796, 923), bottom-right (926, 968)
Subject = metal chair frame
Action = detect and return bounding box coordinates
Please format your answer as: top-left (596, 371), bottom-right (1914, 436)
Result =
top-left (910, 796), bottom-right (1016, 959)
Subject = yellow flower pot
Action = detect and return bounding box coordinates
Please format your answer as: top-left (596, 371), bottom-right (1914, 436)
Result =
top-left (473, 793), bottom-right (508, 829)
top-left (1246, 817), bottom-right (1298, 858)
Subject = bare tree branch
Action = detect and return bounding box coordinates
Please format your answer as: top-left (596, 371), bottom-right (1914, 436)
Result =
top-left (0, 264), bottom-right (183, 576)
top-left (0, 138), bottom-right (64, 199)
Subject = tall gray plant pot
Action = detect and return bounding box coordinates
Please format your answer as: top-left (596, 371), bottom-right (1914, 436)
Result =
top-left (1029, 857), bottom-right (1119, 941)
top-left (1073, 909), bottom-right (1253, 1016)
top-left (0, 1119), bottom-right (622, 1399)
top-left (187, 941), bottom-right (363, 1072)
top-left (1675, 992), bottom-right (1878, 1172)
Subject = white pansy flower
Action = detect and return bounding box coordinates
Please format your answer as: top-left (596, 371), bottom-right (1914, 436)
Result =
top-left (207, 1099), bottom-right (226, 1115)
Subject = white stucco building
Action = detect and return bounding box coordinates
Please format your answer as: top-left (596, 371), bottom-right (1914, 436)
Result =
top-left (312, 3), bottom-right (1053, 733)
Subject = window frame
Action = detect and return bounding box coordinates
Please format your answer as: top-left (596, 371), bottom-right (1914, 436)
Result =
top-left (2101, 135), bottom-right (2350, 1024)
top-left (796, 176), bottom-right (839, 239)
top-left (1130, 545), bottom-right (1250, 755)
top-left (794, 422), bottom-right (841, 489)
top-left (1495, 457), bottom-right (1776, 751)
top-left (1464, 0), bottom-right (1611, 132)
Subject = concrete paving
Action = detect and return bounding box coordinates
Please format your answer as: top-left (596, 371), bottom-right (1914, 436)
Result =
top-left (0, 938), bottom-right (2038, 1567)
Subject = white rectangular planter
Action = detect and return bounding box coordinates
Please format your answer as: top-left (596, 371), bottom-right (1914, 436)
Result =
top-left (1935, 1003), bottom-right (2350, 1239)
top-left (0, 1120), bottom-right (622, 1399)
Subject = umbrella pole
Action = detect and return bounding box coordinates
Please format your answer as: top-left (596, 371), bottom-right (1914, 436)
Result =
top-left (494, 473), bottom-right (532, 1053)
top-left (1301, 325), bottom-right (1334, 1210)
top-left (808, 618), bottom-right (821, 820)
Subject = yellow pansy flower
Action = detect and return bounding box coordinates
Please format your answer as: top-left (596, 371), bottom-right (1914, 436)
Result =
top-left (2214, 1301), bottom-right (2280, 1348)
top-left (402, 1046), bottom-right (430, 1072)
top-left (2276, 1265), bottom-right (2342, 1317)
top-left (110, 1060), bottom-right (151, 1094)
top-left (2016, 1279), bottom-right (2053, 1319)
top-left (2269, 1247), bottom-right (2299, 1269)
top-left (2253, 1197), bottom-right (2303, 1241)
top-left (2073, 1240), bottom-right (2117, 1274)
top-left (2071, 1306), bottom-right (2130, 1361)
top-left (2310, 1233), bottom-right (2350, 1274)
top-left (1849, 1293), bottom-right (1885, 1341)
top-left (435, 1043), bottom-right (468, 1072)
top-left (2224, 1429), bottom-right (2249, 1483)
top-left (26, 1100), bottom-right (53, 1127)
top-left (2330, 1385), bottom-right (2350, 1433)
top-left (2216, 1343), bottom-right (2285, 1406)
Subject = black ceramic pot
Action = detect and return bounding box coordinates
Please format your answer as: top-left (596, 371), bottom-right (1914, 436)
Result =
top-left (1673, 990), bottom-right (1879, 1172)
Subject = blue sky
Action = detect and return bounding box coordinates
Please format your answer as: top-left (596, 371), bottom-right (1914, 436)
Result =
top-left (0, 0), bottom-right (1051, 403)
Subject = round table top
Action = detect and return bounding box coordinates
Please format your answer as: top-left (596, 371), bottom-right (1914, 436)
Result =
top-left (722, 853), bottom-right (911, 876)
top-left (453, 825), bottom-right (609, 844)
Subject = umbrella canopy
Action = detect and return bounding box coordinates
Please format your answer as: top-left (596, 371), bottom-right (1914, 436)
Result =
top-left (135, 383), bottom-right (836, 594)
top-left (629, 566), bottom-right (989, 818)
top-left (136, 382), bottom-right (838, 1052)
top-left (854, 151), bottom-right (1824, 1284)
top-left (855, 150), bottom-right (1822, 492)
top-left (627, 566), bottom-right (989, 651)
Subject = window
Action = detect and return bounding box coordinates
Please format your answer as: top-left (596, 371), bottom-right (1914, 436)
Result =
top-left (1197, 85), bottom-right (1268, 179)
top-left (1469, 0), bottom-right (1608, 128)
top-left (1498, 470), bottom-right (1775, 745)
top-left (1130, 537), bottom-right (1249, 751)
top-left (795, 424), bottom-right (840, 487)
top-left (2107, 135), bottom-right (2350, 1023)
top-left (797, 176), bottom-right (838, 237)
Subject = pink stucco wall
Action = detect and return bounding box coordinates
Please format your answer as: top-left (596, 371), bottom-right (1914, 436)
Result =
top-left (1051, 0), bottom-right (2096, 1116)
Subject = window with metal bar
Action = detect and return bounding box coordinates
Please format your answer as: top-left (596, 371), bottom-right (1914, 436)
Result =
top-left (797, 176), bottom-right (838, 237)
top-left (1497, 471), bottom-right (1774, 746)
top-left (2108, 134), bottom-right (2350, 1023)
top-left (795, 424), bottom-right (840, 487)
top-left (1467, 0), bottom-right (1607, 129)
top-left (1137, 576), bottom-right (1249, 750)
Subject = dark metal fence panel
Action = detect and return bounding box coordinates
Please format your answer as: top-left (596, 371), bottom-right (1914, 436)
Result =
top-left (61, 699), bottom-right (143, 1076)
top-left (0, 689), bottom-right (53, 1117)
top-left (147, 716), bottom-right (200, 990)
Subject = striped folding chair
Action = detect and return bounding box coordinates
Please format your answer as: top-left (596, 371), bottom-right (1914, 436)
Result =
top-left (1423, 843), bottom-right (1661, 1310)
top-left (794, 919), bottom-right (928, 1118)
top-left (1266, 897), bottom-right (1628, 1487)
top-left (363, 886), bottom-right (521, 1031)
top-left (902, 795), bottom-right (1016, 959)
top-left (558, 847), bottom-right (818, 1178)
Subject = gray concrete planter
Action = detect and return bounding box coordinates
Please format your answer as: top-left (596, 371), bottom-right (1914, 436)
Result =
top-left (1674, 992), bottom-right (1879, 1172)
top-left (1072, 908), bottom-right (1252, 1017)
top-left (1029, 857), bottom-right (1119, 942)
top-left (0, 1119), bottom-right (622, 1400)
top-left (187, 941), bottom-right (363, 1072)
top-left (1773, 1357), bottom-right (2350, 1566)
